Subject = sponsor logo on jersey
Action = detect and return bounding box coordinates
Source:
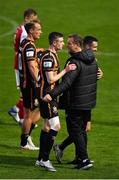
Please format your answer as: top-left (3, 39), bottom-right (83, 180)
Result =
top-left (43, 61), bottom-right (52, 68)
top-left (26, 50), bottom-right (34, 57)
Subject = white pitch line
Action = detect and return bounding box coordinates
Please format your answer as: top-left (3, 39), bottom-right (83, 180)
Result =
top-left (0, 16), bottom-right (18, 38)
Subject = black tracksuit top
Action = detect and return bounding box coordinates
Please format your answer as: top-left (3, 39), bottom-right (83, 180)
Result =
top-left (49, 49), bottom-right (98, 110)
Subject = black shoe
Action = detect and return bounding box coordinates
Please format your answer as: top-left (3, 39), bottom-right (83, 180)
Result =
top-left (67, 159), bottom-right (78, 164)
top-left (75, 159), bottom-right (93, 170)
top-left (67, 158), bottom-right (94, 165)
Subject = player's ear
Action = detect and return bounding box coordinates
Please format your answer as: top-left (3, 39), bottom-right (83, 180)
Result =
top-left (53, 40), bottom-right (57, 46)
top-left (24, 17), bottom-right (29, 23)
top-left (29, 28), bottom-right (33, 35)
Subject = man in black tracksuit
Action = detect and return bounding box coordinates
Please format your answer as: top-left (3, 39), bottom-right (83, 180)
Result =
top-left (43, 34), bottom-right (98, 169)
top-left (53, 35), bottom-right (103, 166)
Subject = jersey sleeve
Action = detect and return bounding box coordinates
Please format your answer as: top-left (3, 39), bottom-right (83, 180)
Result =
top-left (14, 26), bottom-right (22, 52)
top-left (20, 26), bottom-right (27, 43)
top-left (13, 26), bottom-right (22, 70)
top-left (25, 44), bottom-right (36, 62)
top-left (42, 55), bottom-right (54, 71)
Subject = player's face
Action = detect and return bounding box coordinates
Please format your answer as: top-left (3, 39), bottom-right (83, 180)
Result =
top-left (67, 37), bottom-right (78, 53)
top-left (54, 37), bottom-right (64, 50)
top-left (32, 23), bottom-right (42, 40)
top-left (89, 41), bottom-right (98, 52)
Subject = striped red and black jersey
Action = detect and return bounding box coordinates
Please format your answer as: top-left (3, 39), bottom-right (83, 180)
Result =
top-left (14, 25), bottom-right (27, 70)
top-left (39, 50), bottom-right (60, 98)
top-left (18, 39), bottom-right (39, 88)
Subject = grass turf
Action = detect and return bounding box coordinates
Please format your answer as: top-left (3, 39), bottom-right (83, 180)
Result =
top-left (0, 0), bottom-right (119, 178)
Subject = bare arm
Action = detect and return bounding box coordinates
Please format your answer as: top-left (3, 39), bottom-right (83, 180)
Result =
top-left (46, 64), bottom-right (76, 84)
top-left (28, 60), bottom-right (38, 83)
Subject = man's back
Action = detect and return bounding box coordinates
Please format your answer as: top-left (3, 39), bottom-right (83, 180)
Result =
top-left (64, 55), bottom-right (97, 110)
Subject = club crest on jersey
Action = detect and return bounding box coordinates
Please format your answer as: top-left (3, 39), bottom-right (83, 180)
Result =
top-left (26, 50), bottom-right (34, 57)
top-left (43, 61), bottom-right (52, 68)
top-left (34, 98), bottom-right (39, 107)
top-left (53, 106), bottom-right (57, 113)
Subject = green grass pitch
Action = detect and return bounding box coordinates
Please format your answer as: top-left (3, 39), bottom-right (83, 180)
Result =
top-left (0, 0), bottom-right (119, 178)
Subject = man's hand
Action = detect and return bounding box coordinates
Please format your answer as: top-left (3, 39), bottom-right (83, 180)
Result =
top-left (42, 94), bottom-right (52, 102)
top-left (86, 121), bottom-right (91, 132)
top-left (65, 64), bottom-right (77, 72)
top-left (97, 68), bottom-right (103, 80)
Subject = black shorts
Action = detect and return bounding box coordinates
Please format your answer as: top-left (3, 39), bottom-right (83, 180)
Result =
top-left (40, 99), bottom-right (58, 119)
top-left (21, 87), bottom-right (40, 110)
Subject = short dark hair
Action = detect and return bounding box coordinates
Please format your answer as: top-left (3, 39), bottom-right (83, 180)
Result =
top-left (48, 32), bottom-right (63, 45)
top-left (24, 20), bottom-right (40, 34)
top-left (83, 36), bottom-right (98, 46)
top-left (68, 34), bottom-right (83, 47)
top-left (23, 8), bottom-right (37, 18)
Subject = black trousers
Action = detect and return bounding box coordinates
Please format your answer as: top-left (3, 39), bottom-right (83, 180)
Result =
top-left (65, 109), bottom-right (91, 160)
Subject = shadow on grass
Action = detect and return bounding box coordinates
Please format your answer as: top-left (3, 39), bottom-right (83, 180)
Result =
top-left (0, 154), bottom-right (74, 171)
top-left (0, 154), bottom-right (36, 167)
top-left (0, 119), bottom-right (19, 126)
top-left (53, 160), bottom-right (75, 170)
top-left (0, 152), bottom-right (74, 171)
top-left (0, 144), bottom-right (19, 150)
